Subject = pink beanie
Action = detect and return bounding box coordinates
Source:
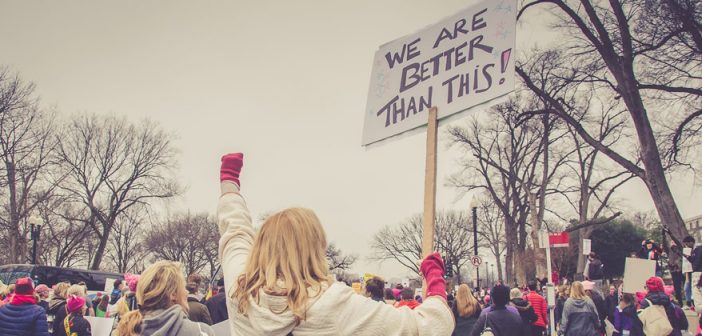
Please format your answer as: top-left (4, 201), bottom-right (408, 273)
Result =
top-left (66, 295), bottom-right (86, 313)
top-left (124, 274), bottom-right (140, 292)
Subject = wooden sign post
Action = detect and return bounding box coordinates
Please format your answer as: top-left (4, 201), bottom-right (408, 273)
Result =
top-left (422, 107), bottom-right (438, 258)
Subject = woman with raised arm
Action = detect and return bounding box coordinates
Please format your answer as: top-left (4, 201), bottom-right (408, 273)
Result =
top-left (217, 153), bottom-right (454, 336)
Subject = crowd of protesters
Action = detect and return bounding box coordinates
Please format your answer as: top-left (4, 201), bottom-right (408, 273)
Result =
top-left (0, 151), bottom-right (699, 335)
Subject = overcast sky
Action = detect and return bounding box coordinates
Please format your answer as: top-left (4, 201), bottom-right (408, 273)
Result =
top-left (2, 0), bottom-right (700, 280)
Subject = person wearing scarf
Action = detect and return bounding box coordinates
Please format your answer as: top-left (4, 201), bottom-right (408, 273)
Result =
top-left (0, 277), bottom-right (49, 336)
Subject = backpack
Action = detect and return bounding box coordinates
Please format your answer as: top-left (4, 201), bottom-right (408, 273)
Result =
top-left (638, 299), bottom-right (673, 336)
top-left (480, 312), bottom-right (495, 336)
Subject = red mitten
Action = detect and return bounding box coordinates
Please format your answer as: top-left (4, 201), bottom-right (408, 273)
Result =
top-left (420, 252), bottom-right (447, 300)
top-left (220, 153), bottom-right (244, 187)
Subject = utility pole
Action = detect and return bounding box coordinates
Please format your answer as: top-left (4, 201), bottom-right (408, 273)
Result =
top-left (471, 200), bottom-right (479, 289)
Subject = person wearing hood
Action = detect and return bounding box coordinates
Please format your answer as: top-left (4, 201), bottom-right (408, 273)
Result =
top-left (452, 284), bottom-right (481, 336)
top-left (394, 288), bottom-right (421, 309)
top-left (64, 295), bottom-right (91, 336)
top-left (510, 288), bottom-right (537, 335)
top-left (49, 282), bottom-right (71, 336)
top-left (0, 277), bottom-right (49, 336)
top-left (114, 260), bottom-right (215, 336)
top-left (217, 153), bottom-right (454, 336)
top-left (470, 285), bottom-right (527, 336)
top-left (638, 276), bottom-right (688, 336)
top-left (186, 282), bottom-right (213, 325)
top-left (612, 293), bottom-right (643, 336)
top-left (558, 281), bottom-right (600, 336)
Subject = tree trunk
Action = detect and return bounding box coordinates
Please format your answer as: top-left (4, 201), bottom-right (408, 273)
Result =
top-left (496, 251), bottom-right (504, 282)
top-left (514, 249), bottom-right (527, 286)
top-left (90, 228), bottom-right (110, 270)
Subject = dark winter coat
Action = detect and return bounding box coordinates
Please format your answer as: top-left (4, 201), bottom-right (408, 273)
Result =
top-left (589, 290), bottom-right (607, 330)
top-left (187, 296), bottom-right (213, 325)
top-left (604, 293), bottom-right (618, 323)
top-left (469, 305), bottom-right (528, 336)
top-left (554, 296), bottom-right (567, 327)
top-left (613, 304), bottom-right (643, 336)
top-left (63, 312), bottom-right (92, 336)
top-left (510, 298), bottom-right (537, 334)
top-left (48, 297), bottom-right (68, 336)
top-left (451, 303), bottom-right (481, 336)
top-left (0, 302), bottom-right (50, 336)
top-left (204, 292), bottom-right (228, 324)
top-left (587, 258), bottom-right (604, 280)
top-left (639, 291), bottom-right (688, 336)
top-left (559, 298), bottom-right (600, 336)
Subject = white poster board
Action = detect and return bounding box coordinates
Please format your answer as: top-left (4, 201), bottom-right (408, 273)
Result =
top-left (212, 320), bottom-right (232, 336)
top-left (362, 0), bottom-right (517, 146)
top-left (622, 257), bottom-right (657, 294)
top-left (104, 278), bottom-right (116, 294)
top-left (85, 316), bottom-right (114, 336)
top-left (583, 239), bottom-right (592, 255)
top-left (683, 247), bottom-right (693, 273)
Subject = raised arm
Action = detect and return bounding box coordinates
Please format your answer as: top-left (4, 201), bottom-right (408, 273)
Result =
top-left (217, 153), bottom-right (256, 296)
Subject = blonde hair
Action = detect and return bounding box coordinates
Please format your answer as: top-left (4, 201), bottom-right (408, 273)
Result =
top-left (53, 282), bottom-right (70, 299)
top-left (67, 284), bottom-right (86, 297)
top-left (117, 261), bottom-right (189, 336)
top-left (234, 207), bottom-right (331, 322)
top-left (455, 284), bottom-right (480, 317)
top-left (570, 282), bottom-right (587, 300)
top-left (510, 288), bottom-right (523, 300)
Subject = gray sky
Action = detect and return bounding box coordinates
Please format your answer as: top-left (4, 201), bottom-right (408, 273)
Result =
top-left (2, 0), bottom-right (700, 279)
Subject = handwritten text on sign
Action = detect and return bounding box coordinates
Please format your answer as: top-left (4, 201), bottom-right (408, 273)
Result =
top-left (362, 0), bottom-right (516, 146)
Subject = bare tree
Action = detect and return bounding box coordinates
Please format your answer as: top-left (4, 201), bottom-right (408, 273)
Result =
top-left (517, 0), bottom-right (702, 240)
top-left (326, 243), bottom-right (357, 273)
top-left (146, 212), bottom-right (218, 276)
top-left (36, 194), bottom-right (94, 268)
top-left (370, 211), bottom-right (474, 280)
top-left (106, 206), bottom-right (149, 273)
top-left (475, 195), bottom-right (507, 282)
top-left (0, 68), bottom-right (57, 264)
top-left (56, 113), bottom-right (180, 270)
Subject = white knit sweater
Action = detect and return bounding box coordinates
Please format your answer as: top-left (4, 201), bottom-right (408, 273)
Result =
top-left (217, 182), bottom-right (455, 336)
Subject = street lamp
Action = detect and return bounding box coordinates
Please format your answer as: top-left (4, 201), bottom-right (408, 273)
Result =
top-left (29, 215), bottom-right (43, 265)
top-left (470, 196), bottom-right (479, 290)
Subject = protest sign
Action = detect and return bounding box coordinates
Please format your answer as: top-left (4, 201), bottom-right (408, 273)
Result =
top-left (582, 239), bottom-right (591, 255)
top-left (85, 317), bottom-right (114, 336)
top-left (622, 257), bottom-right (656, 294)
top-left (362, 0), bottom-right (517, 146)
top-left (683, 247), bottom-right (692, 273)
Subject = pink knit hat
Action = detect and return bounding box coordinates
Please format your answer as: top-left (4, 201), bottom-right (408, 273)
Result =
top-left (582, 280), bottom-right (596, 291)
top-left (124, 274), bottom-right (140, 292)
top-left (66, 295), bottom-right (86, 313)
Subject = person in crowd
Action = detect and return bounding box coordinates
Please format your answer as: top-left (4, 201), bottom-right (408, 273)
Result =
top-left (186, 282), bottom-right (213, 325)
top-left (470, 285), bottom-right (527, 336)
top-left (187, 273), bottom-right (205, 302)
top-left (217, 153), bottom-right (454, 335)
top-left (67, 285), bottom-right (94, 317)
top-left (638, 239), bottom-right (664, 276)
top-left (582, 280), bottom-right (607, 334)
top-left (383, 288), bottom-right (396, 306)
top-left (95, 295), bottom-right (109, 318)
top-left (452, 284), bottom-right (481, 336)
top-left (638, 276), bottom-right (688, 336)
top-left (110, 279), bottom-right (124, 305)
top-left (0, 277), bottom-right (49, 336)
top-left (90, 292), bottom-right (102, 312)
top-left (64, 295), bottom-right (91, 336)
top-left (510, 288), bottom-right (537, 335)
top-left (525, 281), bottom-right (548, 336)
top-left (3, 284), bottom-right (15, 304)
top-left (554, 285), bottom-right (569, 329)
top-left (108, 286), bottom-right (131, 322)
top-left (49, 282), bottom-right (71, 336)
top-left (365, 276), bottom-right (385, 302)
top-left (604, 285), bottom-right (618, 324)
top-left (681, 235), bottom-right (696, 307)
top-left (585, 252), bottom-right (604, 287)
top-left (392, 284), bottom-right (403, 301)
top-left (446, 293), bottom-right (455, 310)
top-left (114, 261), bottom-right (215, 336)
top-left (559, 281), bottom-right (600, 336)
top-left (668, 242), bottom-right (685, 305)
top-left (664, 228), bottom-right (698, 308)
top-left (612, 293), bottom-right (643, 336)
top-left (393, 288), bottom-right (421, 309)
top-left (483, 295), bottom-right (491, 308)
top-left (205, 278), bottom-right (228, 324)
top-left (35, 284), bottom-right (50, 312)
